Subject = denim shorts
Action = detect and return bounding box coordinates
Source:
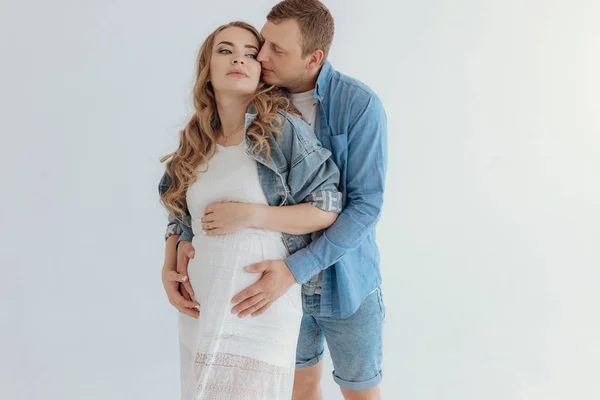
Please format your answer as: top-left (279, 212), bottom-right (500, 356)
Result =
top-left (295, 287), bottom-right (385, 392)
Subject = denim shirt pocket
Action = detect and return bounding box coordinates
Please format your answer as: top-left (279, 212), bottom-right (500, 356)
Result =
top-left (327, 133), bottom-right (348, 168)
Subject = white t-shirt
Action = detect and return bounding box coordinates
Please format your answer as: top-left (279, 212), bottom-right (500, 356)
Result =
top-left (289, 89), bottom-right (318, 128)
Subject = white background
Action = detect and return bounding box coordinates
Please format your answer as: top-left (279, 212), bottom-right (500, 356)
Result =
top-left (1, 0), bottom-right (599, 399)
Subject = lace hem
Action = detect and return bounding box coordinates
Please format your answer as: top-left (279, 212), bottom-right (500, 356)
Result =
top-left (195, 353), bottom-right (290, 376)
top-left (181, 352), bottom-right (294, 399)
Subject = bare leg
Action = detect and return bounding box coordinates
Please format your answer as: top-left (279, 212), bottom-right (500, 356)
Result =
top-left (292, 361), bottom-right (323, 400)
top-left (341, 385), bottom-right (381, 400)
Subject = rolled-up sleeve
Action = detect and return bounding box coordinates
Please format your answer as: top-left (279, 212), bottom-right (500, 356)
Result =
top-left (303, 190), bottom-right (342, 213)
top-left (285, 121), bottom-right (342, 214)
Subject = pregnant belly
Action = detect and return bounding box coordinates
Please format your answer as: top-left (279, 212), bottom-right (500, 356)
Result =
top-left (187, 232), bottom-right (288, 303)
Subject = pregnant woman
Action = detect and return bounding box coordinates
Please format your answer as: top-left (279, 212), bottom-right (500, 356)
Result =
top-left (158, 21), bottom-right (341, 399)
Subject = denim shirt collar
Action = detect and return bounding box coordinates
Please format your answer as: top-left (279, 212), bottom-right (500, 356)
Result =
top-left (277, 61), bottom-right (333, 101)
top-left (314, 61), bottom-right (334, 101)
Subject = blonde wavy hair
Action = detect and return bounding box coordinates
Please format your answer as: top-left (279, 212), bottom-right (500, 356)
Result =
top-left (160, 21), bottom-right (292, 217)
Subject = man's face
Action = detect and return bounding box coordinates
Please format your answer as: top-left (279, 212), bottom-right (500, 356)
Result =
top-left (257, 19), bottom-right (311, 91)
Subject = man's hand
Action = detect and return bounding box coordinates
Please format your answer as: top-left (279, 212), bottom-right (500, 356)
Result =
top-left (161, 267), bottom-right (199, 318)
top-left (201, 203), bottom-right (262, 236)
top-left (231, 259), bottom-right (297, 317)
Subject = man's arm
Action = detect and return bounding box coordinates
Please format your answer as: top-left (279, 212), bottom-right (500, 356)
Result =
top-left (230, 95), bottom-right (387, 317)
top-left (285, 95), bottom-right (388, 284)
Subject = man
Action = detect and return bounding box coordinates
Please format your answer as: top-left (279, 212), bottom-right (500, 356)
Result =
top-left (162, 1), bottom-right (387, 399)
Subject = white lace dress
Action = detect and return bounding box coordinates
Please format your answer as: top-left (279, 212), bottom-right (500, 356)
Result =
top-left (179, 142), bottom-right (303, 400)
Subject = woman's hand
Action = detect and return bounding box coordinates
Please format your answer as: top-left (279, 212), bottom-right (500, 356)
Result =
top-left (161, 267), bottom-right (200, 318)
top-left (201, 203), bottom-right (262, 236)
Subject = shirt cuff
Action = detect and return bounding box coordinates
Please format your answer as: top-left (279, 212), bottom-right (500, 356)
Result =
top-left (285, 246), bottom-right (321, 285)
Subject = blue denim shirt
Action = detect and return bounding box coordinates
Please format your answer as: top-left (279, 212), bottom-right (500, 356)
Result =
top-left (160, 109), bottom-right (342, 257)
top-left (284, 62), bottom-right (388, 317)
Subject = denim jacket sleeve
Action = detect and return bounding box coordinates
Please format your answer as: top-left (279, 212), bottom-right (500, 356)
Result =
top-left (285, 95), bottom-right (387, 284)
top-left (158, 171), bottom-right (194, 244)
top-left (165, 214), bottom-right (183, 240)
top-left (285, 117), bottom-right (342, 213)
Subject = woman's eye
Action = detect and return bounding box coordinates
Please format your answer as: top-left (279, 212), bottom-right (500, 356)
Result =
top-left (247, 54), bottom-right (257, 59)
top-left (218, 49), bottom-right (232, 54)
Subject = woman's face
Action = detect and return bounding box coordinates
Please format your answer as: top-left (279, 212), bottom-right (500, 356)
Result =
top-left (209, 27), bottom-right (262, 97)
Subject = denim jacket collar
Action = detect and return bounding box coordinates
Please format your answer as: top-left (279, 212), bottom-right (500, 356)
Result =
top-left (242, 105), bottom-right (282, 179)
top-left (244, 105), bottom-right (258, 128)
top-left (242, 105), bottom-right (258, 149)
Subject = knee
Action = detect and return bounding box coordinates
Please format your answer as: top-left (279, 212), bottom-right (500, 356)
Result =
top-left (293, 364), bottom-right (323, 400)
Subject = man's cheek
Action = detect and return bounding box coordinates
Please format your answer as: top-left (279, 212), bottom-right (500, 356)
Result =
top-left (263, 74), bottom-right (276, 85)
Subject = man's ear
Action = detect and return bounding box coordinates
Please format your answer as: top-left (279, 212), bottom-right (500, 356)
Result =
top-left (307, 49), bottom-right (325, 70)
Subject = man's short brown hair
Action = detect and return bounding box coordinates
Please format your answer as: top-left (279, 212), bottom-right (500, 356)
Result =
top-left (267, 0), bottom-right (335, 61)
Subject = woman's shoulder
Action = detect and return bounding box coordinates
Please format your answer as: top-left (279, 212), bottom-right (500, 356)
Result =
top-left (275, 109), bottom-right (305, 129)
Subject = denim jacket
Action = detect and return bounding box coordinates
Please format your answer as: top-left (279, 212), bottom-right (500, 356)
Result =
top-left (159, 109), bottom-right (342, 256)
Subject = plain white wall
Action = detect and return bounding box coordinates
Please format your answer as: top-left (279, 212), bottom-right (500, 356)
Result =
top-left (1, 0), bottom-right (599, 399)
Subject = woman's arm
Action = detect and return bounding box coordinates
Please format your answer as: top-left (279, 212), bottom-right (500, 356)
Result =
top-left (251, 203), bottom-right (337, 235)
top-left (200, 116), bottom-right (342, 237)
top-left (201, 201), bottom-right (337, 236)
top-left (161, 234), bottom-right (200, 317)
top-left (162, 234), bottom-right (178, 272)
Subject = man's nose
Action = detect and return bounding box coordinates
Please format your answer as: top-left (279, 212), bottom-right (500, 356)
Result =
top-left (257, 48), bottom-right (268, 63)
